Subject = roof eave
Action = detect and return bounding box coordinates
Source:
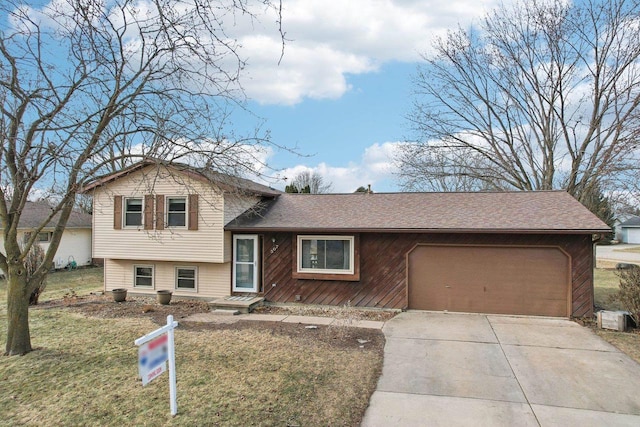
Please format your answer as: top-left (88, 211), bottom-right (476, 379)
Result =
top-left (224, 226), bottom-right (611, 234)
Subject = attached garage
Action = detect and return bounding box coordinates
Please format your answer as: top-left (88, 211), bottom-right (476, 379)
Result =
top-left (408, 245), bottom-right (570, 316)
top-left (227, 191), bottom-right (611, 318)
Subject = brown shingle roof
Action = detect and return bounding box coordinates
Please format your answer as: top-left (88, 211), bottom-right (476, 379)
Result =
top-left (226, 191), bottom-right (610, 234)
top-left (13, 201), bottom-right (92, 229)
top-left (81, 159), bottom-right (281, 197)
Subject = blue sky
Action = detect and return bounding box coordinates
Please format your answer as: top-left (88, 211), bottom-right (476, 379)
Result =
top-left (7, 0), bottom-right (509, 193)
top-left (225, 0), bottom-right (508, 193)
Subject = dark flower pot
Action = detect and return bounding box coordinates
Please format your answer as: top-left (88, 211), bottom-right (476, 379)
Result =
top-left (157, 290), bottom-right (173, 305)
top-left (112, 288), bottom-right (127, 302)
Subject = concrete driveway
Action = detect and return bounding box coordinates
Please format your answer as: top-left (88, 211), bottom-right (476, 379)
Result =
top-left (362, 312), bottom-right (640, 426)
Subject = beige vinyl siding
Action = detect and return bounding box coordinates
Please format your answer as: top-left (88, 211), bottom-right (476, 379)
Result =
top-left (104, 258), bottom-right (231, 298)
top-left (92, 165), bottom-right (226, 263)
top-left (223, 194), bottom-right (260, 262)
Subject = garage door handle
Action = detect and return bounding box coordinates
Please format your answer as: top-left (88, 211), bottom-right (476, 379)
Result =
top-left (445, 285), bottom-right (451, 288)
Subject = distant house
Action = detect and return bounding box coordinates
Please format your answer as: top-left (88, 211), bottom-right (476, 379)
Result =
top-left (618, 216), bottom-right (640, 244)
top-left (85, 160), bottom-right (610, 318)
top-left (0, 200), bottom-right (93, 270)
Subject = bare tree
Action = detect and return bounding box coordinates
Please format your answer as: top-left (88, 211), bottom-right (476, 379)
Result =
top-left (0, 0), bottom-right (283, 355)
top-left (399, 0), bottom-right (640, 207)
top-left (287, 170), bottom-right (333, 194)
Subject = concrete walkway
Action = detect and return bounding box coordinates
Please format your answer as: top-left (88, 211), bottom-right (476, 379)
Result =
top-left (362, 311), bottom-right (640, 427)
top-left (182, 312), bottom-right (386, 329)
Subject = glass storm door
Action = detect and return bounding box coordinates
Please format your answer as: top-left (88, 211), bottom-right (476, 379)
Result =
top-left (232, 235), bottom-right (259, 292)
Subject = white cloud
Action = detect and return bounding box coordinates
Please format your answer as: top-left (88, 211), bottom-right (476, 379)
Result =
top-left (272, 142), bottom-right (403, 192)
top-left (236, 0), bottom-right (510, 104)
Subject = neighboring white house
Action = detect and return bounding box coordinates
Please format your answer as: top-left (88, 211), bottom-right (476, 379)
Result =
top-left (82, 160), bottom-right (280, 299)
top-left (618, 216), bottom-right (640, 244)
top-left (0, 200), bottom-right (93, 270)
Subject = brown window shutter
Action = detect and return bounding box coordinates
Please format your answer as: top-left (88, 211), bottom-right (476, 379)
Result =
top-left (188, 194), bottom-right (198, 230)
top-left (156, 195), bottom-right (165, 231)
top-left (114, 196), bottom-right (122, 229)
top-left (144, 195), bottom-right (154, 230)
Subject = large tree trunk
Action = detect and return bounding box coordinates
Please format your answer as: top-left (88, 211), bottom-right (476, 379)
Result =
top-left (5, 271), bottom-right (32, 356)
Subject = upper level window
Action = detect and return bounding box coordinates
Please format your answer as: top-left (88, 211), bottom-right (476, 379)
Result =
top-left (124, 198), bottom-right (143, 227)
top-left (297, 236), bottom-right (354, 275)
top-left (167, 197), bottom-right (186, 227)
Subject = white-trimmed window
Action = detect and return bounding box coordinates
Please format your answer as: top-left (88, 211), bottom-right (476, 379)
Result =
top-left (175, 267), bottom-right (197, 291)
top-left (124, 197), bottom-right (143, 227)
top-left (166, 197), bottom-right (187, 227)
top-left (134, 265), bottom-right (154, 288)
top-left (297, 236), bottom-right (354, 274)
top-left (37, 232), bottom-right (52, 243)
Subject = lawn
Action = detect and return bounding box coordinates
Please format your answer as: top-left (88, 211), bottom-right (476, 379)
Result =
top-left (594, 268), bottom-right (623, 311)
top-left (614, 246), bottom-right (640, 254)
top-left (0, 268), bottom-right (384, 426)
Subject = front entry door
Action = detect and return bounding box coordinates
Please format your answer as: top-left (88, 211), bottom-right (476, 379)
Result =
top-left (232, 235), bottom-right (259, 292)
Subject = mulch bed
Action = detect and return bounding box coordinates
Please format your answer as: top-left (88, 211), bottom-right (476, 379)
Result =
top-left (33, 294), bottom-right (390, 351)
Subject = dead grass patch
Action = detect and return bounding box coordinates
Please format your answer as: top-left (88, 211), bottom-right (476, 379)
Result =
top-left (594, 328), bottom-right (640, 365)
top-left (1, 270), bottom-right (384, 426)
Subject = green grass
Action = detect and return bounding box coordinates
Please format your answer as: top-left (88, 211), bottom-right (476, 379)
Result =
top-left (594, 268), bottom-right (623, 311)
top-left (0, 267), bottom-right (382, 426)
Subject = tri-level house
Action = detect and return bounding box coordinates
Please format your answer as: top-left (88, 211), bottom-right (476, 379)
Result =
top-left (85, 159), bottom-right (610, 318)
top-left (83, 160), bottom-right (279, 300)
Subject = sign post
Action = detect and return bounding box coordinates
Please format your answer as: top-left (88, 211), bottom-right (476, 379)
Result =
top-left (135, 315), bottom-right (178, 416)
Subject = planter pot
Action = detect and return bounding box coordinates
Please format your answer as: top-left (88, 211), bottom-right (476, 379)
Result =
top-left (112, 288), bottom-right (127, 303)
top-left (157, 290), bottom-right (173, 305)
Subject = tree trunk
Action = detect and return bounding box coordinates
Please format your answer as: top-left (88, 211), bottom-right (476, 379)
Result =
top-left (5, 272), bottom-right (32, 356)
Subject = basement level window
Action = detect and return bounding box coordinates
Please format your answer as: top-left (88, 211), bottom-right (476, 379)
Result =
top-left (134, 265), bottom-right (154, 288)
top-left (297, 236), bottom-right (354, 275)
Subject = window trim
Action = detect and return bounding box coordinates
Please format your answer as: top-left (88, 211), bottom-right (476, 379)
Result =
top-left (123, 197), bottom-right (144, 228)
top-left (133, 264), bottom-right (155, 289)
top-left (165, 196), bottom-right (188, 228)
top-left (36, 231), bottom-right (52, 243)
top-left (175, 266), bottom-right (198, 292)
top-left (293, 235), bottom-right (360, 281)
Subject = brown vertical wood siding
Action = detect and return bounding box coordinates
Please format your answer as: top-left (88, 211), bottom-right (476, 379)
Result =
top-left (261, 232), bottom-right (594, 317)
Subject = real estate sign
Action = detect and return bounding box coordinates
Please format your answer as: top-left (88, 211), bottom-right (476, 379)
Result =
top-left (135, 315), bottom-right (179, 415)
top-left (138, 334), bottom-right (168, 386)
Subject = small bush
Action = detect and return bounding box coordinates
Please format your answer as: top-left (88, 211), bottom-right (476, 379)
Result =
top-left (616, 266), bottom-right (640, 327)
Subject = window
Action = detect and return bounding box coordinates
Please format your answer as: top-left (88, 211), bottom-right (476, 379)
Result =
top-left (134, 265), bottom-right (154, 288)
top-left (124, 198), bottom-right (143, 227)
top-left (166, 197), bottom-right (186, 227)
top-left (37, 232), bottom-right (52, 243)
top-left (23, 231), bottom-right (51, 243)
top-left (175, 267), bottom-right (197, 290)
top-left (297, 236), bottom-right (354, 275)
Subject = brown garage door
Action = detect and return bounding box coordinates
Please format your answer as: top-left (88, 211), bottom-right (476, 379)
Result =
top-left (408, 245), bottom-right (570, 317)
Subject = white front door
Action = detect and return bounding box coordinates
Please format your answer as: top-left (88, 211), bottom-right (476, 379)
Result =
top-left (232, 235), bottom-right (259, 293)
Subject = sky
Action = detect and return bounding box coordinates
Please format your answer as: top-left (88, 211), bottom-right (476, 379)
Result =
top-left (226, 0), bottom-right (509, 193)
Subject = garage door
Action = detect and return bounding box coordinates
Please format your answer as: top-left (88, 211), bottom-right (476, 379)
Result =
top-left (408, 245), bottom-right (570, 317)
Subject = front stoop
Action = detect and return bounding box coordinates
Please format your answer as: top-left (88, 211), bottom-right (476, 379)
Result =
top-left (208, 296), bottom-right (264, 314)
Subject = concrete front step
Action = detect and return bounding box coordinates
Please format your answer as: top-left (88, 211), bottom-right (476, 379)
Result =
top-left (208, 296), bottom-right (264, 314)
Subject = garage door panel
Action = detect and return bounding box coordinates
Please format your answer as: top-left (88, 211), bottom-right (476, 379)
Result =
top-left (408, 245), bottom-right (569, 317)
